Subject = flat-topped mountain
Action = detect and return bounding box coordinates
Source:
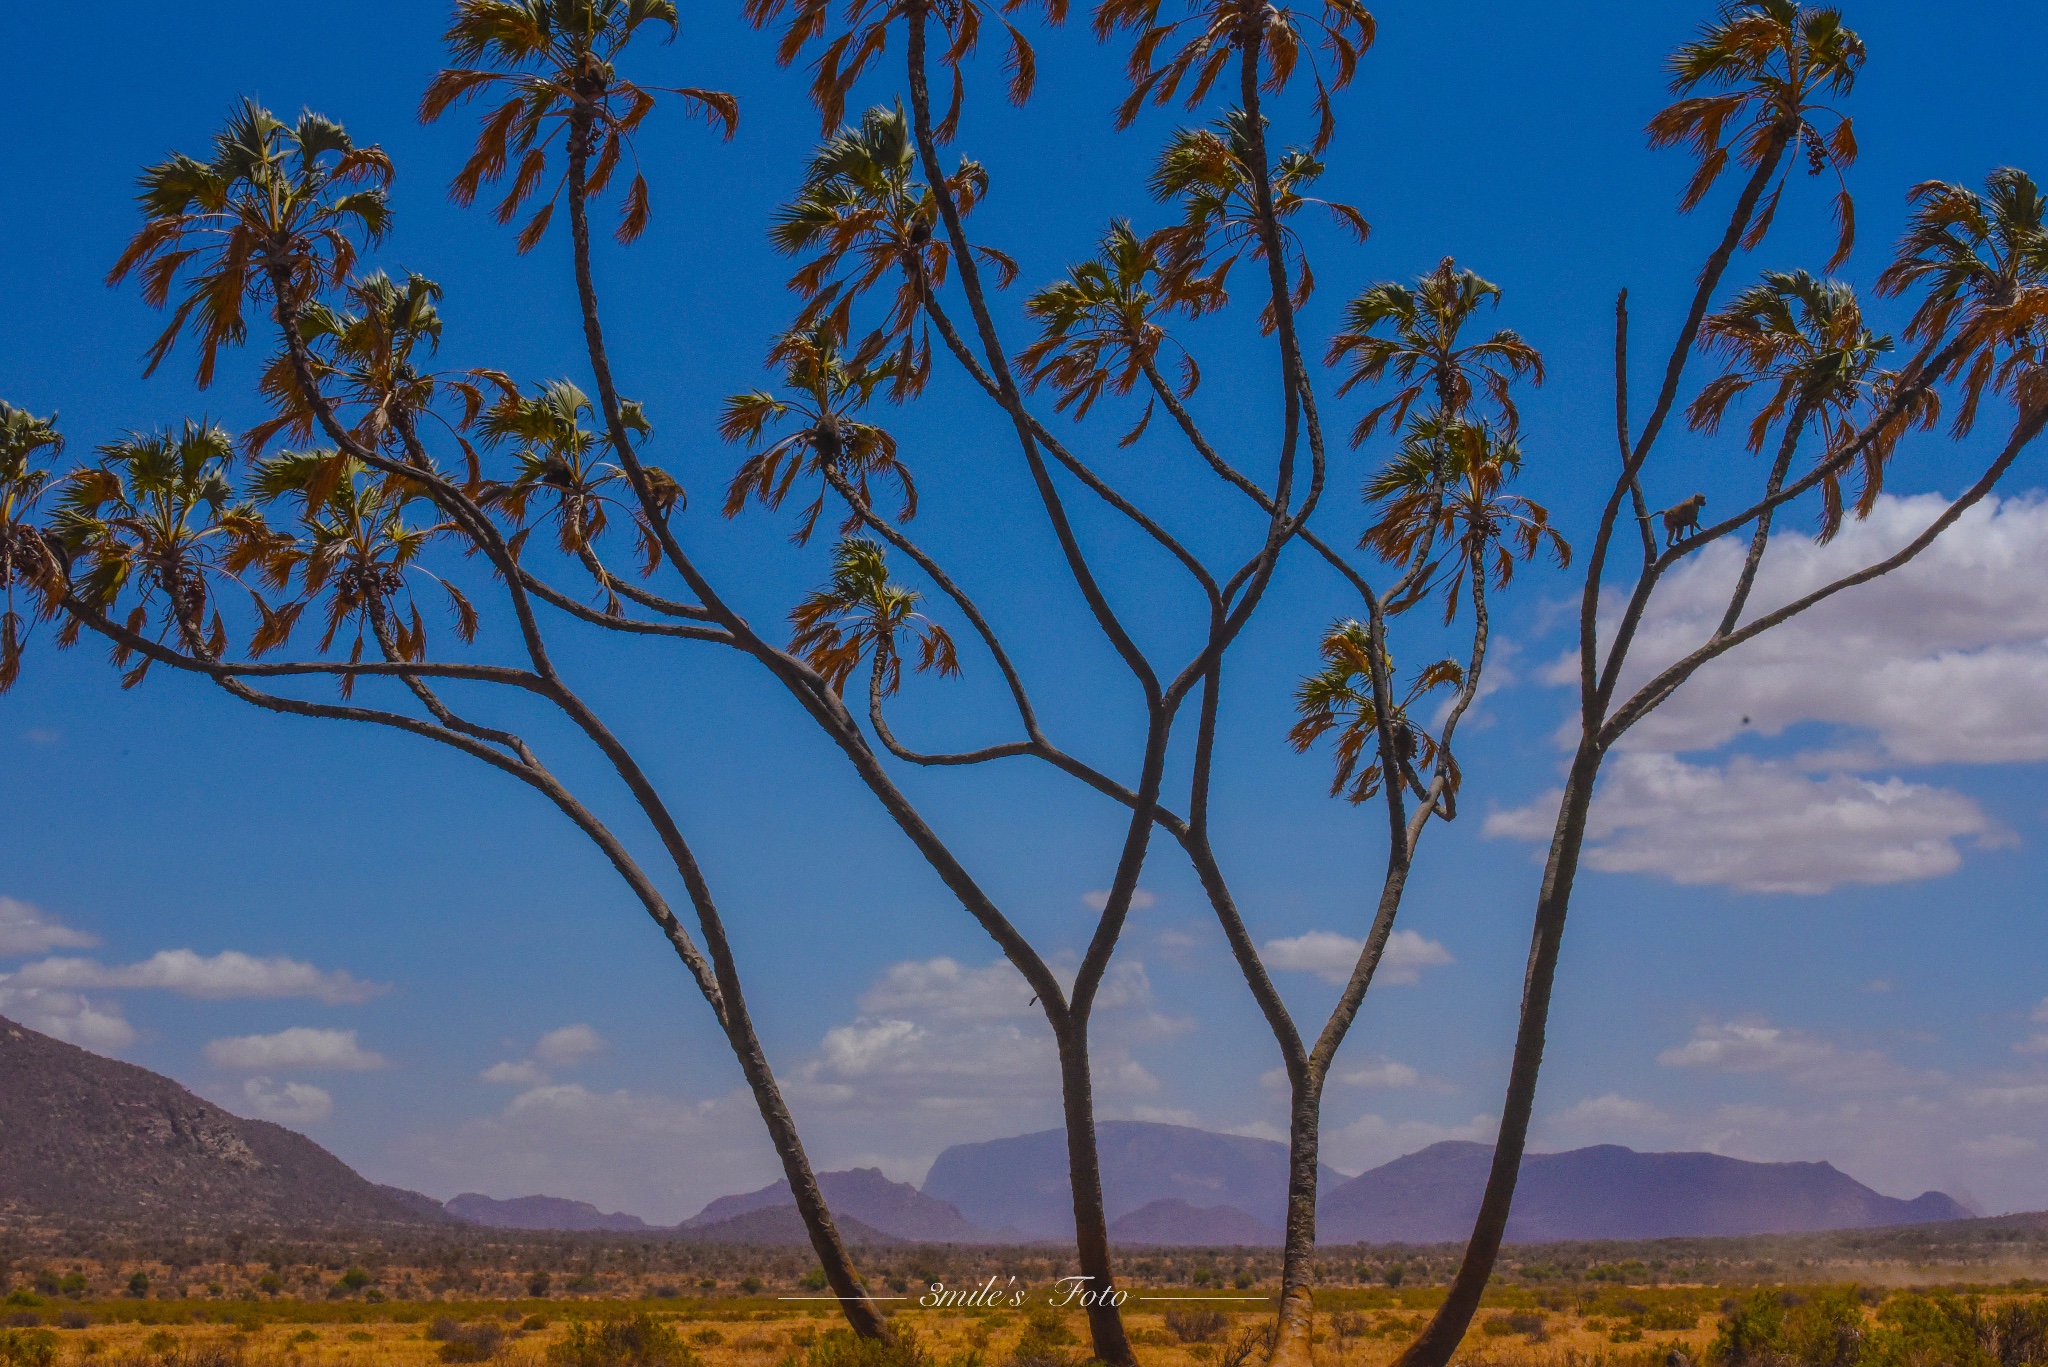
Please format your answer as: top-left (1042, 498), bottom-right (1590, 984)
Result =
top-left (682, 1167), bottom-right (986, 1243)
top-left (1320, 1141), bottom-right (1971, 1244)
top-left (445, 1192), bottom-right (653, 1232)
top-left (0, 1015), bottom-right (445, 1228)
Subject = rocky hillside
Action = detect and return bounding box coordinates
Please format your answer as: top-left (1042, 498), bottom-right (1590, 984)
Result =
top-left (0, 1014), bottom-right (445, 1229)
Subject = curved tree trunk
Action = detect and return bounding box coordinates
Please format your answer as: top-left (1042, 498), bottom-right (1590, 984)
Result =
top-left (1053, 1021), bottom-right (1139, 1367)
top-left (560, 105), bottom-right (888, 1342)
top-left (1389, 746), bottom-right (1598, 1367)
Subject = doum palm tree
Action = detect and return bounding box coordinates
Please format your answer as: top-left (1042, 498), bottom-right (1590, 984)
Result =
top-left (76, 95), bottom-right (898, 1343)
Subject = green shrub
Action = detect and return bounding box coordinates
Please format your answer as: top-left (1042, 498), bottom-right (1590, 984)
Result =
top-left (0, 1329), bottom-right (58, 1367)
top-left (548, 1314), bottom-right (700, 1367)
top-left (340, 1268), bottom-right (371, 1291)
top-left (1865, 1292), bottom-right (1994, 1367)
top-left (740, 1278), bottom-right (764, 1295)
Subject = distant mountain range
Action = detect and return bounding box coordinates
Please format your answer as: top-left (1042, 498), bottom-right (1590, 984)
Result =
top-left (445, 1193), bottom-right (653, 1233)
top-left (1319, 1142), bottom-right (1971, 1244)
top-left (0, 1015), bottom-right (1979, 1244)
top-left (683, 1168), bottom-right (985, 1242)
top-left (922, 1122), bottom-right (1343, 1240)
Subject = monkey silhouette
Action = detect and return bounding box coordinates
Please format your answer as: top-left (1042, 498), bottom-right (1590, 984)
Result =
top-left (1639, 493), bottom-right (1707, 547)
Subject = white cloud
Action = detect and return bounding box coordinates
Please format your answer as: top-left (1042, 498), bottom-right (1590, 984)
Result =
top-left (1325, 1111), bottom-right (1497, 1174)
top-left (2016, 1036), bottom-right (2048, 1057)
top-left (1081, 889), bottom-right (1157, 912)
top-left (205, 1028), bottom-right (388, 1073)
top-left (1563, 493), bottom-right (2048, 766)
top-left (0, 899), bottom-right (99, 957)
top-left (239, 1077), bottom-right (334, 1126)
top-left (1964, 1084), bottom-right (2048, 1108)
top-left (1488, 753), bottom-right (2004, 894)
top-left (481, 1059), bottom-right (547, 1086)
top-left (8, 949), bottom-right (385, 1003)
top-left (860, 957), bottom-right (1041, 1021)
top-left (1547, 1093), bottom-right (1675, 1143)
top-left (0, 986), bottom-right (135, 1052)
top-left (1658, 1020), bottom-right (1917, 1090)
top-left (535, 1023), bottom-right (606, 1065)
top-left (1261, 929), bottom-right (1452, 986)
top-left (1338, 1057), bottom-right (1424, 1090)
top-left (1959, 1134), bottom-right (2040, 1160)
top-left (2035, 999), bottom-right (2048, 1023)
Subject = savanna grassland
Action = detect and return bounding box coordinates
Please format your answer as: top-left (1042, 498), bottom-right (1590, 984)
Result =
top-left (7, 1220), bottom-right (2048, 1367)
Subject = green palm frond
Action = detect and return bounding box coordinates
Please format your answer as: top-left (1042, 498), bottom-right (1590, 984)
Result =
top-left (721, 326), bottom-right (912, 544)
top-left (423, 0), bottom-right (735, 251)
top-left (1646, 1), bottom-right (1864, 267)
top-left (108, 102), bottom-right (393, 388)
top-left (1327, 257), bottom-right (1542, 446)
top-left (1145, 111), bottom-right (1367, 330)
top-left (788, 535), bottom-right (958, 697)
top-left (1288, 619), bottom-right (1459, 804)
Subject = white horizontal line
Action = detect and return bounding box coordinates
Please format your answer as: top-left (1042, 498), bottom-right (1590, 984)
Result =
top-left (1136, 1296), bottom-right (1270, 1301)
top-left (774, 1297), bottom-right (913, 1301)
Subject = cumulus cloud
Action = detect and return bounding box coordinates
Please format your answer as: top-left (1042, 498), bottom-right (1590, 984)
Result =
top-left (0, 898), bottom-right (99, 957)
top-left (791, 956), bottom-right (1175, 1162)
top-left (1658, 1020), bottom-right (1920, 1091)
top-left (8, 950), bottom-right (385, 1003)
top-left (240, 1077), bottom-right (334, 1125)
top-left (480, 1024), bottom-right (607, 1086)
top-left (1261, 929), bottom-right (1453, 986)
top-left (1568, 493), bottom-right (2048, 765)
top-left (1547, 1093), bottom-right (1675, 1143)
top-left (1326, 1110), bottom-right (1497, 1173)
top-left (1487, 753), bottom-right (2004, 894)
top-left (859, 957), bottom-right (1042, 1021)
top-left (1081, 889), bottom-right (1157, 912)
top-left (535, 1024), bottom-right (606, 1065)
top-left (0, 986), bottom-right (134, 1052)
top-left (205, 1028), bottom-right (388, 1073)
top-left (1337, 1057), bottom-right (1425, 1090)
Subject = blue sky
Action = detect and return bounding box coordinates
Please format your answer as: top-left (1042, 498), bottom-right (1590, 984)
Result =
top-left (3, 0), bottom-right (2046, 1223)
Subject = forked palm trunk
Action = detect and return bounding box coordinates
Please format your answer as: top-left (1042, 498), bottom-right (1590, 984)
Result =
top-left (559, 106), bottom-right (888, 1343)
top-left (1053, 1022), bottom-right (1138, 1367)
top-left (896, 14), bottom-right (1138, 1364)
top-left (1387, 747), bottom-right (1596, 1367)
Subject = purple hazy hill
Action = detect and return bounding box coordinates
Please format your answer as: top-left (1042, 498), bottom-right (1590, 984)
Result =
top-left (683, 1167), bottom-right (987, 1242)
top-left (1319, 1141), bottom-right (1972, 1244)
top-left (445, 1192), bottom-right (652, 1232)
top-left (1109, 1198), bottom-right (1281, 1246)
